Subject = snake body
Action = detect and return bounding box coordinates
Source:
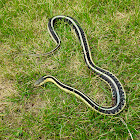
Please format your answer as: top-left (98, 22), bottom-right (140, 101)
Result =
top-left (35, 15), bottom-right (126, 115)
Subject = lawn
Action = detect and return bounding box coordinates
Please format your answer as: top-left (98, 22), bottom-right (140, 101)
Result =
top-left (0, 0), bottom-right (139, 139)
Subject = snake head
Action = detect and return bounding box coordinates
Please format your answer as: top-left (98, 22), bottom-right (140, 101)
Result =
top-left (34, 76), bottom-right (46, 86)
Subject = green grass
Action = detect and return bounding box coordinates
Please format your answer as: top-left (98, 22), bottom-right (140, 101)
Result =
top-left (0, 0), bottom-right (139, 139)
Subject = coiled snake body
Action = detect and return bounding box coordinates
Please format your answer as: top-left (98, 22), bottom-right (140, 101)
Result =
top-left (35, 15), bottom-right (126, 115)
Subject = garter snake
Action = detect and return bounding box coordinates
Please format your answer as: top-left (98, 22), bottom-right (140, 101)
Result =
top-left (34, 15), bottom-right (126, 115)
